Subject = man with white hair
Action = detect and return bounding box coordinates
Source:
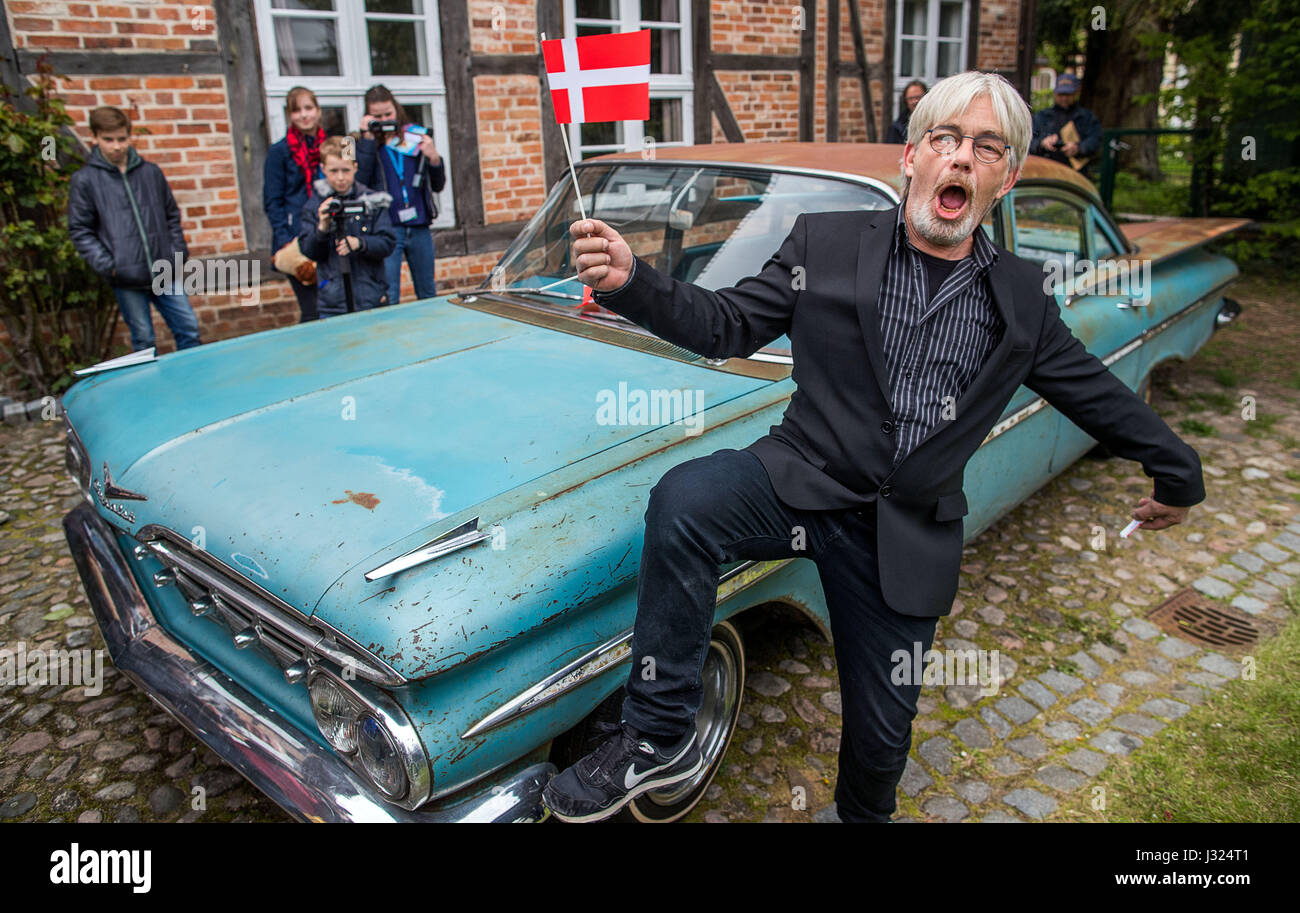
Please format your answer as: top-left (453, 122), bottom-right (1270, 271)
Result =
top-left (542, 71), bottom-right (1204, 823)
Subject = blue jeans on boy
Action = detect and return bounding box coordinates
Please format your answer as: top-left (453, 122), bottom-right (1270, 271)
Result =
top-left (383, 226), bottom-right (437, 305)
top-left (112, 287), bottom-right (202, 352)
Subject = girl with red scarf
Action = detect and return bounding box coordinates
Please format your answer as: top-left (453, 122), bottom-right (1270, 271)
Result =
top-left (263, 87), bottom-right (327, 322)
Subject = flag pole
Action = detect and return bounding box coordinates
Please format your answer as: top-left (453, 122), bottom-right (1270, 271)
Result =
top-left (541, 31), bottom-right (589, 225)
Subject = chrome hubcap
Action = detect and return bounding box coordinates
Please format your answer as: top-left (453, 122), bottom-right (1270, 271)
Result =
top-left (644, 635), bottom-right (738, 805)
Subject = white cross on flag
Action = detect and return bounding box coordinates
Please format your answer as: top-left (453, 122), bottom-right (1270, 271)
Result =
top-left (542, 30), bottom-right (650, 124)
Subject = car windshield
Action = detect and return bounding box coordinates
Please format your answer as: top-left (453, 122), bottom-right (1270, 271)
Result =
top-left (481, 162), bottom-right (894, 357)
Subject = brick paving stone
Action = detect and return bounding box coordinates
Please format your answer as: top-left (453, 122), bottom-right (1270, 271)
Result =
top-left (1140, 698), bottom-right (1191, 720)
top-left (1066, 698), bottom-right (1112, 726)
top-left (1186, 671), bottom-right (1230, 689)
top-left (1096, 683), bottom-right (1125, 707)
top-left (1262, 570), bottom-right (1294, 589)
top-left (1090, 730), bottom-right (1142, 755)
top-left (1112, 714), bottom-right (1166, 737)
top-left (1154, 637), bottom-right (1197, 661)
top-left (1121, 618), bottom-right (1161, 640)
top-left (1002, 788), bottom-right (1057, 820)
top-left (922, 797), bottom-right (970, 821)
top-left (1254, 542), bottom-right (1289, 563)
top-left (995, 696), bottom-right (1040, 725)
top-left (1041, 720), bottom-right (1081, 740)
top-left (1007, 735), bottom-right (1049, 759)
top-left (1274, 532), bottom-right (1300, 553)
top-left (1036, 765), bottom-right (1087, 791)
top-left (953, 780), bottom-right (991, 804)
top-left (1121, 669), bottom-right (1162, 687)
top-left (918, 737), bottom-right (955, 775)
top-left (747, 671), bottom-right (791, 698)
top-left (1231, 594), bottom-right (1269, 615)
top-left (990, 755), bottom-right (1023, 776)
top-left (1089, 644), bottom-right (1122, 665)
top-left (1229, 552), bottom-right (1266, 573)
top-left (1198, 653), bottom-right (1242, 679)
top-left (1037, 670), bottom-right (1084, 696)
top-left (1062, 748), bottom-right (1108, 777)
top-left (1248, 580), bottom-right (1281, 601)
top-left (898, 757), bottom-right (932, 797)
top-left (981, 810), bottom-right (1022, 822)
top-left (1017, 680), bottom-right (1057, 710)
top-left (1193, 576), bottom-right (1235, 599)
top-left (980, 707), bottom-right (1013, 739)
top-left (1068, 651), bottom-right (1103, 678)
top-left (952, 718), bottom-right (993, 750)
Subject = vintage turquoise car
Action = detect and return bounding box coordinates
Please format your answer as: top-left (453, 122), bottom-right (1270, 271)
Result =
top-left (62, 142), bottom-right (1245, 822)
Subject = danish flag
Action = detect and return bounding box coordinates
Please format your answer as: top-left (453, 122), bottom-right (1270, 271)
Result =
top-left (542, 30), bottom-right (651, 124)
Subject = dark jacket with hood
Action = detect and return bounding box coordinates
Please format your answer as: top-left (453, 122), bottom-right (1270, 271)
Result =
top-left (264, 135), bottom-right (318, 253)
top-left (298, 178), bottom-right (397, 316)
top-left (354, 134), bottom-right (446, 225)
top-left (1030, 102), bottom-right (1103, 166)
top-left (67, 145), bottom-right (188, 290)
top-left (886, 113), bottom-right (910, 144)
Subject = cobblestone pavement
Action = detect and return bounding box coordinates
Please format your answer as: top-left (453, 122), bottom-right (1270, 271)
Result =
top-left (3, 293), bottom-right (1298, 823)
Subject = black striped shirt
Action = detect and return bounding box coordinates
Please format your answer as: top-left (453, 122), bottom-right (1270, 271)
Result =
top-left (879, 204), bottom-right (1003, 465)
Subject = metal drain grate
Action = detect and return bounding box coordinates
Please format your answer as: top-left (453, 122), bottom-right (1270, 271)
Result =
top-left (1147, 588), bottom-right (1262, 648)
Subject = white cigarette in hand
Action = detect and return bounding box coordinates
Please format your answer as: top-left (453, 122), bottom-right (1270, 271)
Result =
top-left (1120, 519), bottom-right (1143, 539)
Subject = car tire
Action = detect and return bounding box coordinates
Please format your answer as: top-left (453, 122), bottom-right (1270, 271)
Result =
top-left (1086, 373), bottom-right (1151, 459)
top-left (551, 619), bottom-right (745, 823)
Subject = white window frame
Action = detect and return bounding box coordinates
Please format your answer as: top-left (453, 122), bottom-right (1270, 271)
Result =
top-left (893, 0), bottom-right (969, 118)
top-left (254, 0), bottom-right (455, 228)
top-left (561, 0), bottom-right (695, 159)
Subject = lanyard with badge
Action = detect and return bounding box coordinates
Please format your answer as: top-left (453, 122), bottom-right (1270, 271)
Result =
top-left (385, 125), bottom-right (428, 224)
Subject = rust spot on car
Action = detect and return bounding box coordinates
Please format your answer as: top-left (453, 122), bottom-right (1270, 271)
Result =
top-left (359, 586), bottom-right (396, 603)
top-left (331, 490), bottom-right (380, 509)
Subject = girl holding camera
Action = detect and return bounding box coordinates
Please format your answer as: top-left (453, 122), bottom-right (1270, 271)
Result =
top-left (355, 84), bottom-right (446, 305)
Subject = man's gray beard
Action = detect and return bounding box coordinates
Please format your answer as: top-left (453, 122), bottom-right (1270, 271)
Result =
top-left (906, 191), bottom-right (988, 248)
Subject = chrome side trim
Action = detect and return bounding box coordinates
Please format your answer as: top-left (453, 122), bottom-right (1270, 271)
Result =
top-left (64, 502), bottom-right (552, 822)
top-left (462, 558), bottom-right (790, 739)
top-left (365, 516), bottom-right (492, 581)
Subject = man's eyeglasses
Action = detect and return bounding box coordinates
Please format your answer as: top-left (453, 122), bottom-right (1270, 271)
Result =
top-left (925, 128), bottom-right (1008, 164)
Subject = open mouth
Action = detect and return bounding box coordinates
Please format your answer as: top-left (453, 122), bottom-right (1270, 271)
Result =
top-left (935, 183), bottom-right (969, 219)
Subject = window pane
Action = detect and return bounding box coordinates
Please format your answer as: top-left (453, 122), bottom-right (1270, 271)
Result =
top-left (641, 0), bottom-right (680, 23)
top-left (649, 27), bottom-right (681, 75)
top-left (576, 25), bottom-right (614, 37)
top-left (404, 103), bottom-right (432, 131)
top-left (1093, 214), bottom-right (1119, 259)
top-left (937, 41), bottom-right (962, 77)
top-left (366, 0), bottom-right (422, 12)
top-left (575, 0), bottom-right (618, 19)
top-left (901, 0), bottom-right (927, 35)
top-left (1014, 194), bottom-right (1087, 274)
top-left (939, 1), bottom-right (964, 38)
top-left (320, 106), bottom-right (348, 136)
top-left (274, 17), bottom-right (340, 77)
top-left (273, 0), bottom-right (334, 10)
top-left (580, 121), bottom-right (622, 150)
top-left (645, 97), bottom-right (682, 143)
top-left (368, 19), bottom-right (428, 75)
top-left (899, 39), bottom-right (925, 77)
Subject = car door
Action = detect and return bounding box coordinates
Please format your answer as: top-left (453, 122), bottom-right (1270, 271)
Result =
top-left (1009, 187), bottom-right (1149, 472)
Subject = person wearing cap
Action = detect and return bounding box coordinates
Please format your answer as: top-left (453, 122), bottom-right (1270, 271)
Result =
top-left (1030, 74), bottom-right (1102, 171)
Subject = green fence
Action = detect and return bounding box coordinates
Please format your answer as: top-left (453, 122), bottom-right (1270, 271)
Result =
top-left (1096, 128), bottom-right (1212, 217)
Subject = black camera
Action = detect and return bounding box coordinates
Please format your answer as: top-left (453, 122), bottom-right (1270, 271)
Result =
top-left (368, 119), bottom-right (401, 138)
top-left (323, 197), bottom-right (366, 222)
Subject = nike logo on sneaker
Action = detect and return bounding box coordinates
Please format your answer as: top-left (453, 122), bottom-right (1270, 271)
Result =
top-left (623, 733), bottom-right (695, 790)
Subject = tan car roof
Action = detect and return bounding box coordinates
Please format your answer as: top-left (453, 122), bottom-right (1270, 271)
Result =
top-left (590, 141), bottom-right (1100, 203)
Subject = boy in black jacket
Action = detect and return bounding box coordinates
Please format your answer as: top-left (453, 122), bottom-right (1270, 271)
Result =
top-left (68, 106), bottom-right (202, 352)
top-left (299, 136), bottom-right (396, 317)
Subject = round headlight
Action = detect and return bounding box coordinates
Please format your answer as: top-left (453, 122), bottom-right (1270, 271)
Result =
top-left (357, 714), bottom-right (408, 798)
top-left (309, 676), bottom-right (359, 753)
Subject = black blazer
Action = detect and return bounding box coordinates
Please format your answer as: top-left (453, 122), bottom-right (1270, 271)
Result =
top-left (593, 204), bottom-right (1204, 618)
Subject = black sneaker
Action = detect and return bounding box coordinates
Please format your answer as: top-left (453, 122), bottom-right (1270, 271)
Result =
top-left (543, 720), bottom-right (702, 823)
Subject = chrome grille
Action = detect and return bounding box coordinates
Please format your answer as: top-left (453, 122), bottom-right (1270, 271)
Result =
top-left (135, 526), bottom-right (405, 687)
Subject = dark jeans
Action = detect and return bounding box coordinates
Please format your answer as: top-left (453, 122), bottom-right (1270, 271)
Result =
top-left (620, 448), bottom-right (939, 823)
top-left (383, 225), bottom-right (437, 305)
top-left (288, 273), bottom-right (318, 322)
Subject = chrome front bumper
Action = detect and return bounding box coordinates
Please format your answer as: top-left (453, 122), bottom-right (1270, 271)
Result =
top-left (63, 502), bottom-right (555, 823)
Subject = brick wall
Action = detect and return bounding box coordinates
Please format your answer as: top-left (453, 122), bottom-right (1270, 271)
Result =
top-left (472, 74), bottom-right (548, 225)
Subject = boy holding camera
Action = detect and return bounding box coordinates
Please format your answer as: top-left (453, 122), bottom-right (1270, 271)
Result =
top-left (298, 136), bottom-right (396, 318)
